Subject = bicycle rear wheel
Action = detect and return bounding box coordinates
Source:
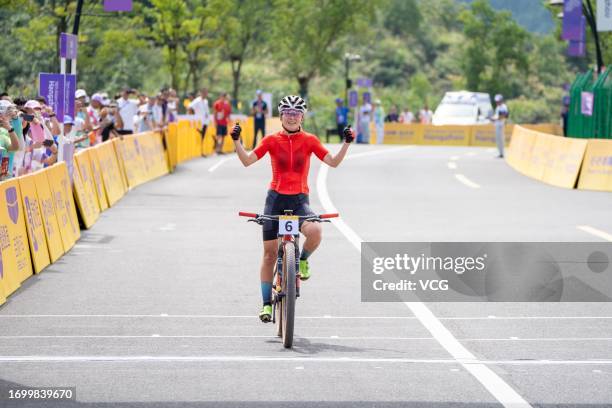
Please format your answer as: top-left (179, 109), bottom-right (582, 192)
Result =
top-left (281, 241), bottom-right (296, 348)
top-left (274, 266), bottom-right (282, 338)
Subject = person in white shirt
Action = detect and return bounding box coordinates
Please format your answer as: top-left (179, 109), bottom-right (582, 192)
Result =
top-left (116, 88), bottom-right (140, 134)
top-left (400, 108), bottom-right (415, 123)
top-left (419, 104), bottom-right (433, 124)
top-left (358, 97), bottom-right (372, 144)
top-left (492, 94), bottom-right (509, 158)
top-left (188, 88), bottom-right (210, 140)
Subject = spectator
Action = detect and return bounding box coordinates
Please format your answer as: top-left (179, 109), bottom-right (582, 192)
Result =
top-left (151, 94), bottom-right (164, 129)
top-left (334, 97), bottom-right (349, 140)
top-left (357, 95), bottom-right (372, 144)
top-left (213, 92), bottom-right (231, 154)
top-left (116, 87), bottom-right (139, 135)
top-left (189, 88), bottom-right (210, 141)
top-left (374, 99), bottom-right (385, 144)
top-left (492, 94), bottom-right (508, 158)
top-left (419, 104), bottom-right (433, 124)
top-left (400, 107), bottom-right (415, 123)
top-left (252, 90), bottom-right (268, 147)
top-left (167, 88), bottom-right (179, 122)
top-left (135, 95), bottom-right (155, 133)
top-left (385, 105), bottom-right (400, 122)
top-left (0, 100), bottom-right (20, 180)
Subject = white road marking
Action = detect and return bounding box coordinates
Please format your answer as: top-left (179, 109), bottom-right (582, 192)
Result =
top-left (208, 157), bottom-right (231, 173)
top-left (455, 174), bottom-right (481, 189)
top-left (448, 162), bottom-right (457, 170)
top-left (0, 355), bottom-right (610, 365)
top-left (1, 314), bottom-right (611, 320)
top-left (316, 160), bottom-right (530, 408)
top-left (466, 152), bottom-right (476, 157)
top-left (1, 335), bottom-right (612, 342)
top-left (577, 225), bottom-right (612, 242)
top-left (344, 147), bottom-right (412, 161)
top-left (450, 155), bottom-right (460, 161)
top-left (159, 223), bottom-right (176, 231)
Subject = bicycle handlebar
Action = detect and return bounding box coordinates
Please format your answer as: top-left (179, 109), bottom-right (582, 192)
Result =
top-left (239, 212), bottom-right (339, 222)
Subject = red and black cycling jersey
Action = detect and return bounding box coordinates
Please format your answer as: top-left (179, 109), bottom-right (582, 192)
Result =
top-left (253, 131), bottom-right (329, 195)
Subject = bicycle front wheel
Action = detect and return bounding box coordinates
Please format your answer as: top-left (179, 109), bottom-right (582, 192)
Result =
top-left (281, 241), bottom-right (296, 348)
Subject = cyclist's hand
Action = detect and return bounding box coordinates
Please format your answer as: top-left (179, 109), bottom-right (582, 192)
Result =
top-left (230, 122), bottom-right (241, 141)
top-left (342, 126), bottom-right (355, 143)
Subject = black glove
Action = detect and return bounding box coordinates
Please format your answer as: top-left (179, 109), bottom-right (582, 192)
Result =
top-left (230, 123), bottom-right (241, 141)
top-left (342, 126), bottom-right (355, 143)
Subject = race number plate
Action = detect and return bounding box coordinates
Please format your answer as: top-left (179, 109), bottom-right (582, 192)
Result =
top-left (278, 215), bottom-right (299, 236)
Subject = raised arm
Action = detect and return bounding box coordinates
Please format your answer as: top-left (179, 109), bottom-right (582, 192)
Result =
top-left (323, 126), bottom-right (354, 168)
top-left (230, 123), bottom-right (258, 167)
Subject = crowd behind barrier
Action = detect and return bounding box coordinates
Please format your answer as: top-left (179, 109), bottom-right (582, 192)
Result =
top-left (506, 125), bottom-right (612, 191)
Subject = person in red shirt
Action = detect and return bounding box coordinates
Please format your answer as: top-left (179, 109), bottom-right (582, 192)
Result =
top-left (213, 92), bottom-right (232, 154)
top-left (231, 95), bottom-right (354, 322)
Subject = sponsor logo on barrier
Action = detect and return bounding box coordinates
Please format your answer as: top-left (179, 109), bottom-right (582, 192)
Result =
top-left (0, 225), bottom-right (9, 278)
top-left (423, 129), bottom-right (466, 142)
top-left (23, 196), bottom-right (39, 252)
top-left (6, 187), bottom-right (19, 224)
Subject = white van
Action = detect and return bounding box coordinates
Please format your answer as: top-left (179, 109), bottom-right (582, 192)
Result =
top-left (432, 91), bottom-right (493, 125)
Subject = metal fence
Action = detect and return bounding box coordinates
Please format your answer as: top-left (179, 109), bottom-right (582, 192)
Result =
top-left (567, 67), bottom-right (612, 139)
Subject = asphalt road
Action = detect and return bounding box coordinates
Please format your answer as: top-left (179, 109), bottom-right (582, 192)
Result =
top-left (1, 143), bottom-right (612, 407)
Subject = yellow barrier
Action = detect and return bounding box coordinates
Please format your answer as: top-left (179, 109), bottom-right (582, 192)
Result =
top-left (469, 124), bottom-right (513, 147)
top-left (379, 123), bottom-right (423, 145)
top-left (87, 149), bottom-right (109, 211)
top-left (47, 162), bottom-right (80, 251)
top-left (112, 138), bottom-right (130, 191)
top-left (73, 150), bottom-right (101, 229)
top-left (91, 142), bottom-right (125, 206)
top-left (506, 125), bottom-right (587, 189)
top-left (577, 139), bottom-right (612, 192)
top-left (18, 173), bottom-right (51, 273)
top-left (0, 178), bottom-right (32, 295)
top-left (33, 169), bottom-right (65, 262)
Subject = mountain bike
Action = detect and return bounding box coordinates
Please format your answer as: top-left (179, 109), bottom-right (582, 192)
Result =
top-left (239, 210), bottom-right (338, 348)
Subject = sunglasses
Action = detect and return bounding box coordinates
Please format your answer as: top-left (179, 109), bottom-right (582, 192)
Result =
top-left (282, 110), bottom-right (303, 118)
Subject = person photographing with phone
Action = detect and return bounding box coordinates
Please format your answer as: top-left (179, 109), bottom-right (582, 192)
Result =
top-left (229, 95), bottom-right (354, 322)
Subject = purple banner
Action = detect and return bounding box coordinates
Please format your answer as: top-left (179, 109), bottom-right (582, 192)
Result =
top-left (64, 74), bottom-right (76, 120)
top-left (562, 0), bottom-right (583, 41)
top-left (567, 16), bottom-right (586, 57)
top-left (581, 91), bottom-right (594, 116)
top-left (104, 0), bottom-right (133, 12)
top-left (349, 90), bottom-right (358, 108)
top-left (39, 73), bottom-right (65, 119)
top-left (59, 33), bottom-right (78, 59)
top-left (363, 92), bottom-right (371, 104)
top-left (356, 78), bottom-right (373, 88)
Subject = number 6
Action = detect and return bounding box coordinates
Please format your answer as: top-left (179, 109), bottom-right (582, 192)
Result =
top-left (285, 221), bottom-right (293, 232)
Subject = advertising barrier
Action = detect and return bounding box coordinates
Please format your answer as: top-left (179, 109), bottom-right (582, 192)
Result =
top-left (33, 169), bottom-right (65, 262)
top-left (0, 178), bottom-right (32, 295)
top-left (18, 173), bottom-right (51, 273)
top-left (577, 139), bottom-right (612, 191)
top-left (506, 125), bottom-right (588, 189)
top-left (46, 162), bottom-right (80, 251)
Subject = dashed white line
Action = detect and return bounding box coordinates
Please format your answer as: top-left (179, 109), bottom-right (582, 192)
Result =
top-left (448, 162), bottom-right (458, 170)
top-left (450, 155), bottom-right (460, 161)
top-left (208, 157), bottom-right (231, 173)
top-left (316, 161), bottom-right (530, 408)
top-left (455, 174), bottom-right (481, 189)
top-left (577, 225), bottom-right (612, 242)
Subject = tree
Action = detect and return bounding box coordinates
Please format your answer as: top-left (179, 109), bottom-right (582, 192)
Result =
top-left (271, 0), bottom-right (381, 99)
top-left (213, 0), bottom-right (271, 107)
top-left (459, 0), bottom-right (529, 97)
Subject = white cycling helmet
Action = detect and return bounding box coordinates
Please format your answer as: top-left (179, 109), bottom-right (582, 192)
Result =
top-left (278, 95), bottom-right (307, 114)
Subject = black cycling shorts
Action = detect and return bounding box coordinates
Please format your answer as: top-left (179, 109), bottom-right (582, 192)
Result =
top-left (262, 190), bottom-right (315, 241)
top-left (216, 124), bottom-right (227, 136)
